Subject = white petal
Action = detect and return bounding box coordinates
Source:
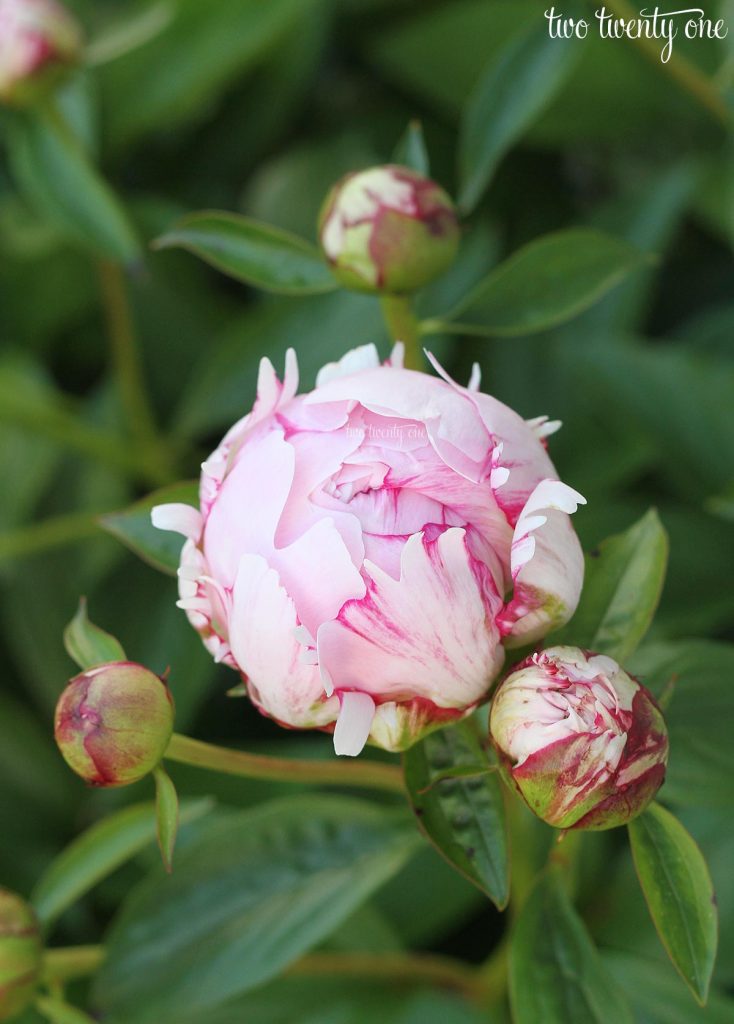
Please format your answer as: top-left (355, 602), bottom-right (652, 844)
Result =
top-left (333, 692), bottom-right (376, 757)
top-left (316, 344), bottom-right (381, 387)
top-left (151, 503), bottom-right (202, 541)
top-left (388, 342), bottom-right (405, 368)
top-left (468, 362), bottom-right (482, 392)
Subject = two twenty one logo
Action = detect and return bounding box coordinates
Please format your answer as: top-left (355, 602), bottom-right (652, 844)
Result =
top-left (544, 6), bottom-right (729, 63)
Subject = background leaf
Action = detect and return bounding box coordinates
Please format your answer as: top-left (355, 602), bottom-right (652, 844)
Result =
top-left (424, 230), bottom-right (650, 338)
top-left (95, 798), bottom-right (419, 1022)
top-left (99, 481), bottom-right (198, 575)
top-left (554, 509), bottom-right (668, 661)
top-left (458, 24), bottom-right (580, 212)
top-left (510, 868), bottom-right (634, 1024)
top-left (628, 802), bottom-right (718, 1004)
top-left (403, 721), bottom-right (508, 909)
top-left (153, 766), bottom-right (180, 873)
top-left (153, 211), bottom-right (337, 294)
top-left (392, 120), bottom-right (430, 175)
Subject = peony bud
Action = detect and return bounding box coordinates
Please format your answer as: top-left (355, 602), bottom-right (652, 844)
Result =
top-left (152, 344), bottom-right (586, 757)
top-left (54, 662), bottom-right (174, 787)
top-left (0, 889), bottom-right (42, 1022)
top-left (0, 0), bottom-right (83, 107)
top-left (490, 646), bottom-right (668, 830)
top-left (318, 165), bottom-right (460, 294)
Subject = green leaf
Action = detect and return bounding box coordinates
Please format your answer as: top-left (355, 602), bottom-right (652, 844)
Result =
top-left (99, 481), bottom-right (198, 576)
top-left (424, 230), bottom-right (650, 338)
top-left (603, 951), bottom-right (734, 1024)
top-left (95, 797), bottom-right (419, 1023)
top-left (510, 868), bottom-right (634, 1023)
top-left (31, 798), bottom-right (212, 929)
top-left (154, 766), bottom-right (180, 874)
top-left (458, 24), bottom-right (580, 212)
top-left (7, 106), bottom-right (140, 265)
top-left (98, 0), bottom-right (318, 149)
top-left (153, 211), bottom-right (336, 294)
top-left (392, 120), bottom-right (430, 175)
top-left (554, 509), bottom-right (668, 662)
top-left (403, 722), bottom-right (508, 909)
top-left (35, 997), bottom-right (96, 1024)
top-left (63, 598), bottom-right (126, 671)
top-left (86, 2), bottom-right (175, 66)
top-left (629, 641), bottom-right (734, 808)
top-left (628, 803), bottom-right (718, 1004)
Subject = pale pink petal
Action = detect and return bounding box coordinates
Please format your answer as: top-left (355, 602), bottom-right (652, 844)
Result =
top-left (203, 429), bottom-right (295, 586)
top-left (229, 554), bottom-right (339, 727)
top-left (500, 481), bottom-right (586, 646)
top-left (333, 692), bottom-right (376, 756)
top-left (270, 517), bottom-right (366, 636)
top-left (317, 528), bottom-right (504, 709)
top-left (151, 503), bottom-right (202, 541)
top-left (387, 342), bottom-right (405, 368)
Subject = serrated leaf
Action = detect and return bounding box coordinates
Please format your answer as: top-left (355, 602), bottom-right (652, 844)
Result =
top-left (95, 797), bottom-right (419, 1023)
top-left (31, 798), bottom-right (212, 929)
top-left (555, 509), bottom-right (668, 661)
top-left (510, 868), bottom-right (634, 1023)
top-left (392, 120), bottom-right (430, 175)
top-left (403, 722), bottom-right (508, 909)
top-left (63, 598), bottom-right (126, 671)
top-left (153, 211), bottom-right (336, 294)
top-left (628, 803), bottom-right (718, 1005)
top-left (154, 766), bottom-right (180, 873)
top-left (100, 481), bottom-right (198, 575)
top-left (423, 229), bottom-right (650, 338)
top-left (458, 24), bottom-right (581, 212)
top-left (7, 105), bottom-right (140, 265)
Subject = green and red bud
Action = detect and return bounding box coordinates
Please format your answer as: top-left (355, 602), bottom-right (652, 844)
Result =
top-left (490, 646), bottom-right (668, 830)
top-left (54, 662), bottom-right (174, 787)
top-left (0, 889), bottom-right (42, 1022)
top-left (0, 0), bottom-right (83, 107)
top-left (318, 164), bottom-right (460, 295)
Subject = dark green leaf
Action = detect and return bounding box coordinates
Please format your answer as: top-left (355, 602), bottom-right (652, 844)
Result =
top-left (510, 868), bottom-right (634, 1023)
top-left (153, 211), bottom-right (337, 294)
top-left (98, 0), bottom-right (318, 149)
top-left (554, 509), bottom-right (668, 661)
top-left (458, 25), bottom-right (580, 212)
top-left (604, 951), bottom-right (734, 1024)
top-left (403, 722), bottom-right (508, 908)
top-left (99, 481), bottom-right (198, 576)
top-left (628, 803), bottom-right (718, 1004)
top-left (154, 766), bottom-right (180, 873)
top-left (630, 641), bottom-right (734, 808)
top-left (31, 799), bottom-right (212, 929)
top-left (7, 106), bottom-right (140, 265)
top-left (95, 797), bottom-right (419, 1023)
top-left (424, 230), bottom-right (650, 338)
top-left (392, 120), bottom-right (430, 175)
top-left (63, 598), bottom-right (126, 671)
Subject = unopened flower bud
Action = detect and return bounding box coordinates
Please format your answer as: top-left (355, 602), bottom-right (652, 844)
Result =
top-left (490, 646), bottom-right (668, 830)
top-left (0, 889), bottom-right (42, 1022)
top-left (0, 0), bottom-right (83, 107)
top-left (318, 165), bottom-right (460, 295)
top-left (54, 662), bottom-right (174, 787)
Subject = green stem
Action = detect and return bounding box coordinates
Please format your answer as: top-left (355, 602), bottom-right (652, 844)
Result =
top-left (42, 946), bottom-right (105, 983)
top-left (600, 0), bottom-right (731, 127)
top-left (165, 733), bottom-right (405, 795)
top-left (380, 294), bottom-right (423, 370)
top-left (287, 951), bottom-right (486, 1003)
top-left (0, 511), bottom-right (102, 564)
top-left (97, 259), bottom-right (174, 481)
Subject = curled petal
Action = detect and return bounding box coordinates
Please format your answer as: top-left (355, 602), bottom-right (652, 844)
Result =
top-left (316, 344), bottom-right (381, 387)
top-left (333, 692), bottom-right (376, 756)
top-left (151, 503), bottom-right (202, 541)
top-left (500, 480), bottom-right (586, 646)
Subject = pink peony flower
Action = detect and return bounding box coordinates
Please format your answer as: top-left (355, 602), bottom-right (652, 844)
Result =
top-left (490, 646), bottom-right (669, 829)
top-left (0, 0), bottom-right (82, 106)
top-left (153, 345), bottom-right (585, 756)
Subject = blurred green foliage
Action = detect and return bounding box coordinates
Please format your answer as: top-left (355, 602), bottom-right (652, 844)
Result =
top-left (1, 0), bottom-right (733, 1021)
